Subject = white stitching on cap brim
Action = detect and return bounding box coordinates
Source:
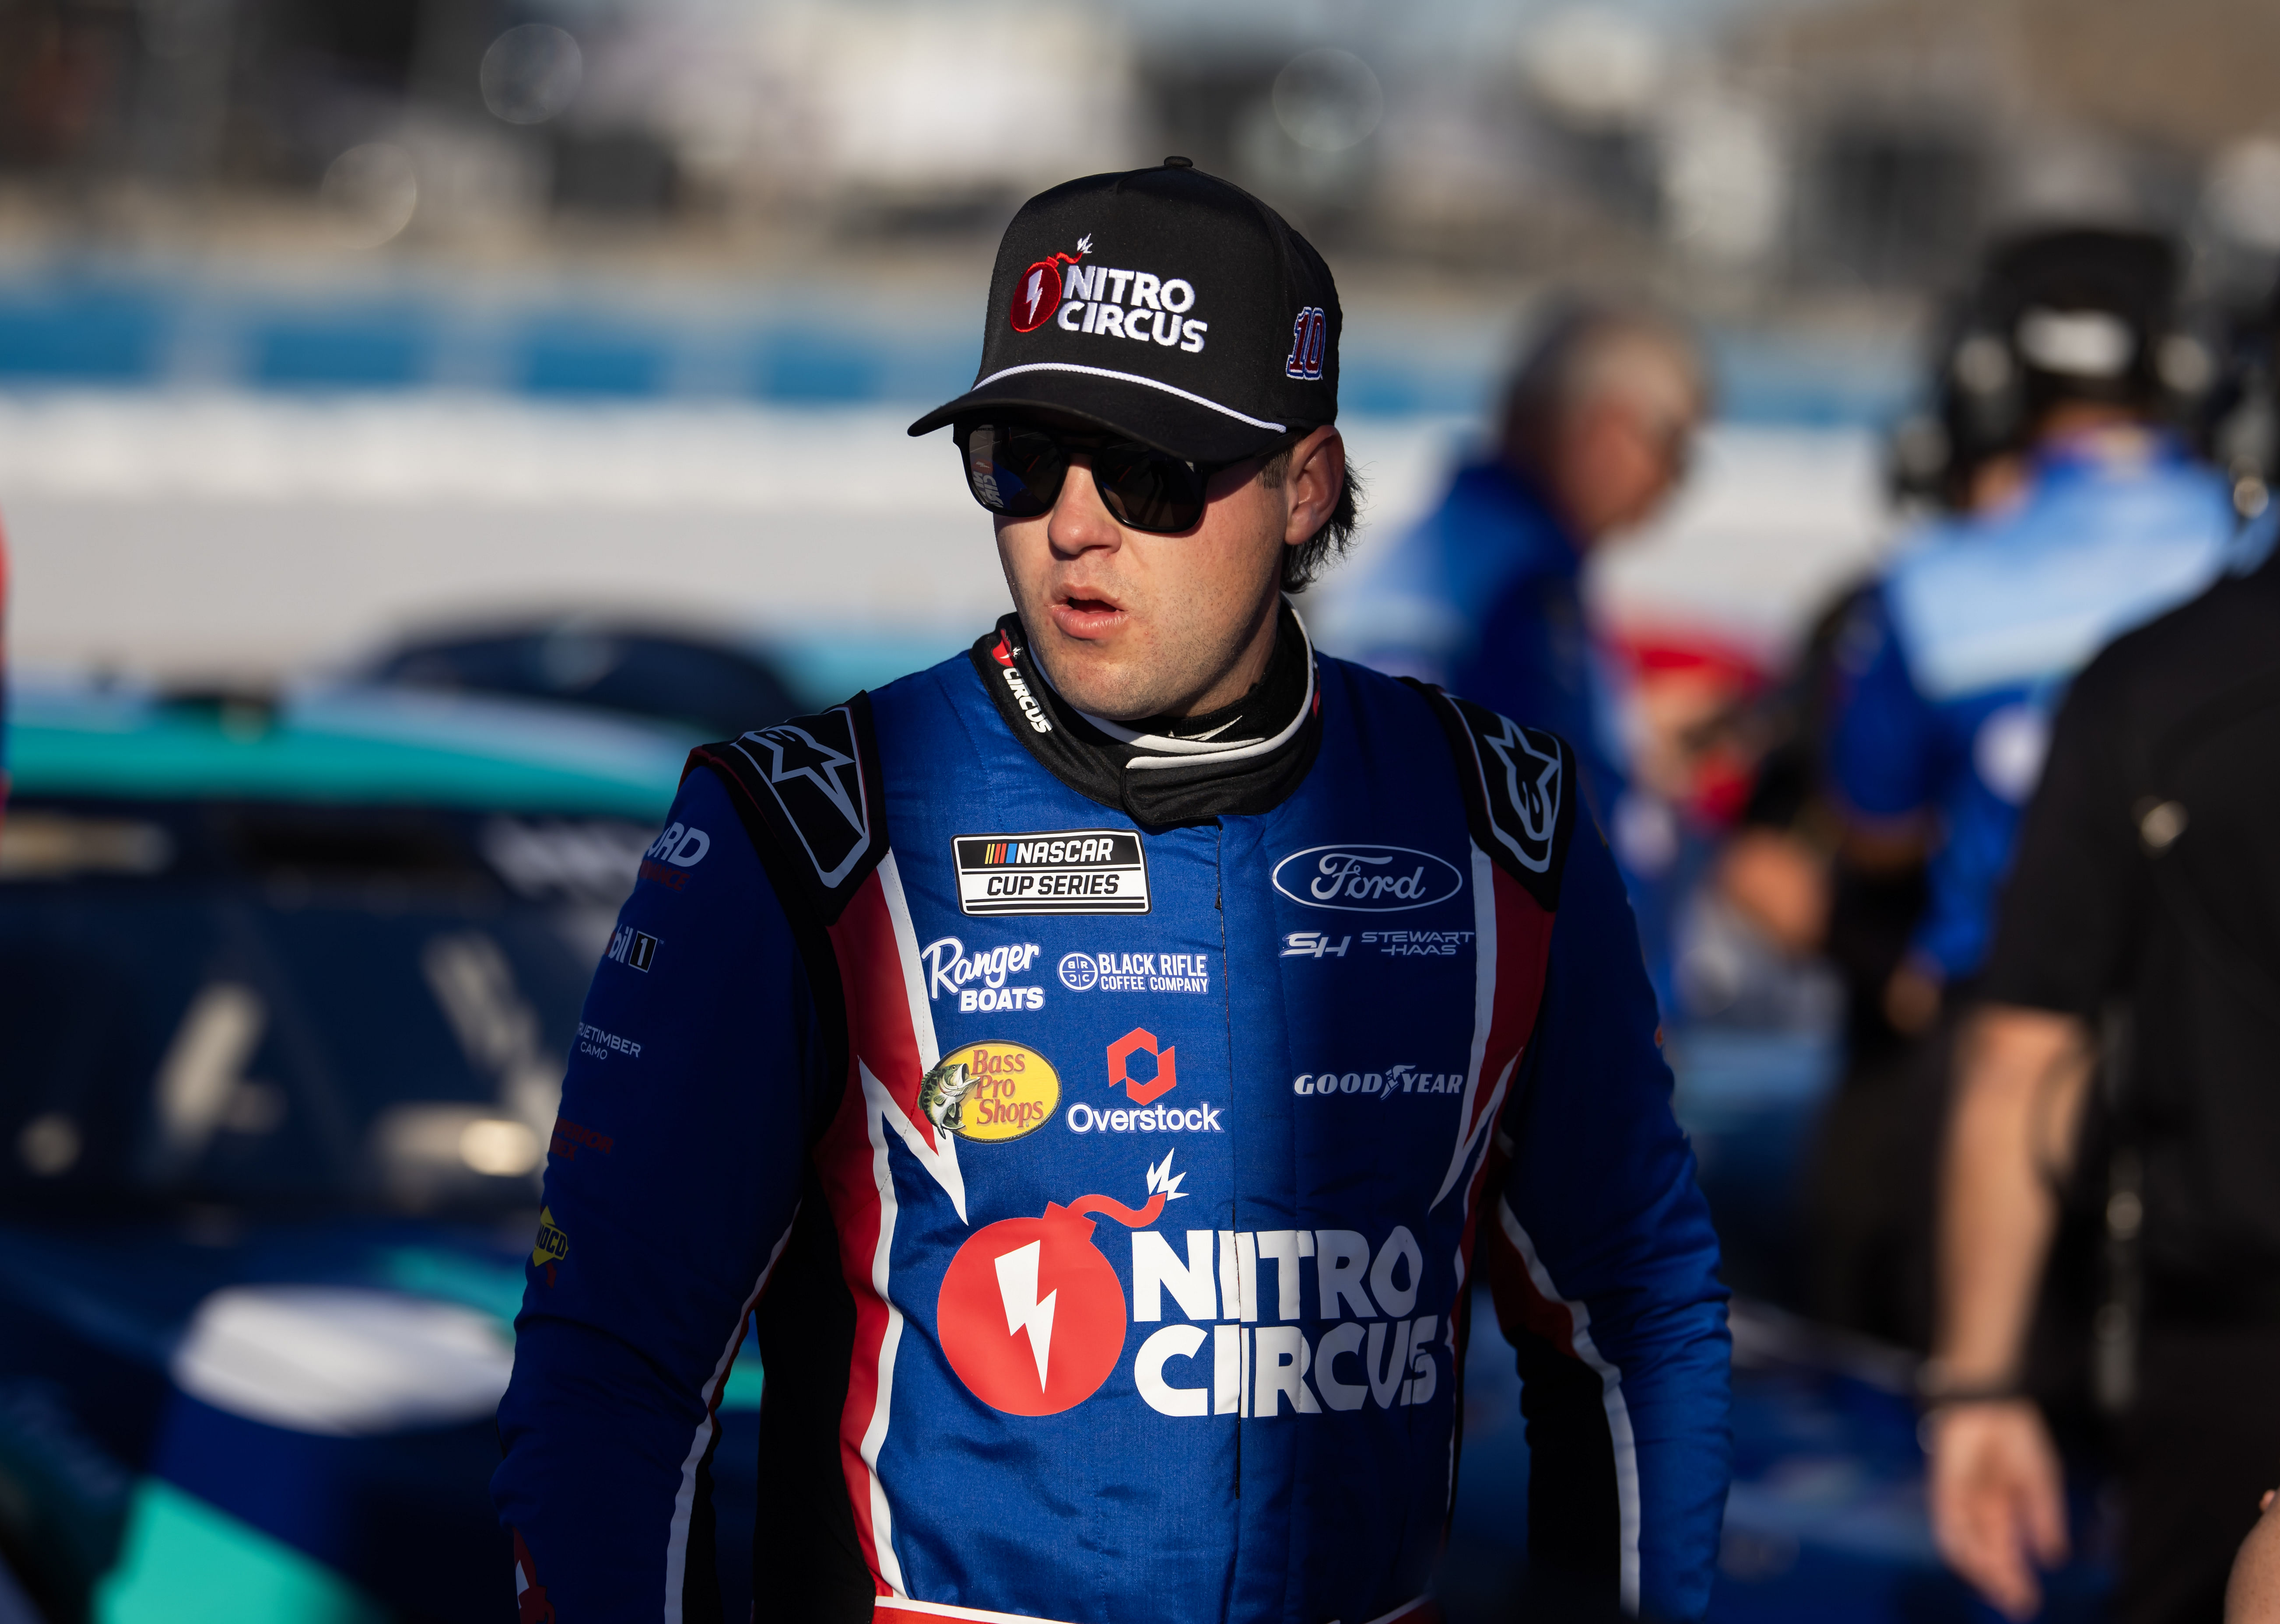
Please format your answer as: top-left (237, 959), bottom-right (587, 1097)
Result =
top-left (964, 363), bottom-right (1288, 434)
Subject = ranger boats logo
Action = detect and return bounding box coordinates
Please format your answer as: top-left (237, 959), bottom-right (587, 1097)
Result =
top-left (1270, 845), bottom-right (1464, 913)
top-left (953, 829), bottom-right (1151, 915)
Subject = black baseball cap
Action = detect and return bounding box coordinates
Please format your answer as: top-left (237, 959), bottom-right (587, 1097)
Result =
top-left (908, 159), bottom-right (1340, 463)
top-left (1978, 226), bottom-right (2179, 403)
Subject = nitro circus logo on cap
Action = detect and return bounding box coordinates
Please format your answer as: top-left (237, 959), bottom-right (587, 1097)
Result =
top-left (919, 1041), bottom-right (1062, 1142)
top-left (1015, 233), bottom-right (1213, 354)
top-left (937, 1155), bottom-right (1185, 1415)
top-left (1010, 235), bottom-right (1093, 332)
top-left (1270, 845), bottom-right (1465, 913)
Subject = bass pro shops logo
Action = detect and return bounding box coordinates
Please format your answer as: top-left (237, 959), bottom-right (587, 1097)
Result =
top-left (937, 1156), bottom-right (1186, 1415)
top-left (919, 1041), bottom-right (1062, 1143)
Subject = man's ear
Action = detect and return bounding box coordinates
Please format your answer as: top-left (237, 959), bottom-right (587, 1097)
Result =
top-left (1282, 426), bottom-right (1346, 548)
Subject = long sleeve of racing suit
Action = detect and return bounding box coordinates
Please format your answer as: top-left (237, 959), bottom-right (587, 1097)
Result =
top-left (494, 765), bottom-right (828, 1617)
top-left (1483, 811), bottom-right (1732, 1623)
top-left (495, 765), bottom-right (1730, 1619)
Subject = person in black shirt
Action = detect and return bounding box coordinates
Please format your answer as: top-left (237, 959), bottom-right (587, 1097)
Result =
top-left (1925, 525), bottom-right (2280, 1621)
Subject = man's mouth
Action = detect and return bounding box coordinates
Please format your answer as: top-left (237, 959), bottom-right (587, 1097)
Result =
top-left (1050, 589), bottom-right (1128, 637)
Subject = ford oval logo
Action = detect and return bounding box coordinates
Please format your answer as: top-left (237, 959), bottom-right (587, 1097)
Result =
top-left (1270, 844), bottom-right (1465, 913)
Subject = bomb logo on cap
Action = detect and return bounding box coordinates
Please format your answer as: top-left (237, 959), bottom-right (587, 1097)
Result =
top-left (1010, 236), bottom-right (1093, 333)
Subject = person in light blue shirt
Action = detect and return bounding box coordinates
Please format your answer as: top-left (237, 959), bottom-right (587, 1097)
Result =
top-left (1329, 303), bottom-right (1707, 826)
top-left (1321, 305), bottom-right (1708, 1002)
top-left (1828, 228), bottom-right (2239, 1032)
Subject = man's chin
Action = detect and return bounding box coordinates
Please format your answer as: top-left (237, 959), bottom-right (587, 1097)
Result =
top-left (1030, 643), bottom-right (1164, 723)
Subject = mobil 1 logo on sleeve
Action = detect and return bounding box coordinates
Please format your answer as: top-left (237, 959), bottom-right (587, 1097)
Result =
top-left (954, 829), bottom-right (1151, 916)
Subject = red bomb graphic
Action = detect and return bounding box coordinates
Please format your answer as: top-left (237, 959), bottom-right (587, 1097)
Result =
top-left (937, 1155), bottom-right (1184, 1416)
top-left (1008, 235), bottom-right (1093, 333)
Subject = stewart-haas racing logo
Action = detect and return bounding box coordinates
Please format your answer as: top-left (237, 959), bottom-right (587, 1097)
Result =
top-left (937, 1155), bottom-right (1451, 1422)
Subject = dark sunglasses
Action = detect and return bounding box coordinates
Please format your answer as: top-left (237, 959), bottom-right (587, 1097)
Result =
top-left (956, 421), bottom-right (1294, 535)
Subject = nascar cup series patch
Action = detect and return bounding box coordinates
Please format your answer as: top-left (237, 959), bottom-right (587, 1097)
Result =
top-left (953, 829), bottom-right (1151, 915)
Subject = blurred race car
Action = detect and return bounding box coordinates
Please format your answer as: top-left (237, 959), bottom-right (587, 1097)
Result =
top-left (362, 615), bottom-right (803, 741)
top-left (0, 677), bottom-right (764, 1623)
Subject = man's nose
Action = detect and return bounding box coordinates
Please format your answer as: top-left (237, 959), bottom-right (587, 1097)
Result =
top-left (1047, 455), bottom-right (1124, 555)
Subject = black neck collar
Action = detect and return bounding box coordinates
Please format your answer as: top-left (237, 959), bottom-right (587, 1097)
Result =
top-left (967, 603), bottom-right (1323, 826)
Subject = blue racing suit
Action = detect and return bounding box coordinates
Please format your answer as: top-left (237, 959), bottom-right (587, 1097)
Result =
top-left (492, 612), bottom-right (1730, 1624)
top-left (1828, 430), bottom-right (2235, 981)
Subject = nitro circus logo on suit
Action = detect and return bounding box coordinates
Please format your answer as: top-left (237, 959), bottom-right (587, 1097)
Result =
top-left (919, 1041), bottom-right (1062, 1142)
top-left (990, 632), bottom-right (1051, 735)
top-left (937, 1157), bottom-right (1184, 1415)
top-left (1270, 845), bottom-right (1464, 913)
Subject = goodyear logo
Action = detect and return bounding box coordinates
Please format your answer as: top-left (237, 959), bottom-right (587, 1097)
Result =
top-left (920, 1041), bottom-right (1062, 1143)
top-left (532, 1207), bottom-right (570, 1268)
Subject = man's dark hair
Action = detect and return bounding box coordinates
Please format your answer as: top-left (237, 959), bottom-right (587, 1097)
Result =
top-left (1262, 444), bottom-right (1364, 593)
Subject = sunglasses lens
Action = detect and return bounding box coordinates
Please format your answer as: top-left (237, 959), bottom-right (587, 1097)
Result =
top-left (964, 424), bottom-right (1063, 517)
top-left (1094, 444), bottom-right (1209, 533)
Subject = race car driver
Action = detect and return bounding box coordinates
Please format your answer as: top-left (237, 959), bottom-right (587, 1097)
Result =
top-left (492, 159), bottom-right (1731, 1624)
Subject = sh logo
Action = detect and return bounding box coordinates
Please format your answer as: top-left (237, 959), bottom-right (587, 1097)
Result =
top-left (1281, 931), bottom-right (1351, 959)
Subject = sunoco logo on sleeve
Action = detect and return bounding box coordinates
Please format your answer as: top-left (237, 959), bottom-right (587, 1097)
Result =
top-left (954, 829), bottom-right (1151, 916)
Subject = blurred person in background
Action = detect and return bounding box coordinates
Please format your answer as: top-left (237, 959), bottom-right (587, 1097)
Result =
top-left (1723, 294), bottom-right (2052, 1334)
top-left (1926, 511), bottom-right (2280, 1623)
top-left (1335, 303), bottom-right (1709, 1001)
top-left (1816, 227), bottom-right (2238, 1348)
top-left (493, 161), bottom-right (1732, 1624)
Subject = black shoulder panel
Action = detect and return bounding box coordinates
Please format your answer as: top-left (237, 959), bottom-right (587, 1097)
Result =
top-left (685, 693), bottom-right (888, 928)
top-left (1403, 679), bottom-right (1577, 912)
